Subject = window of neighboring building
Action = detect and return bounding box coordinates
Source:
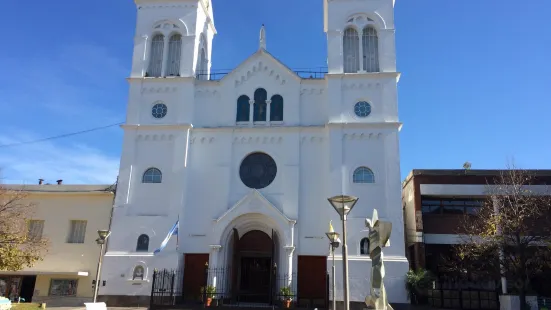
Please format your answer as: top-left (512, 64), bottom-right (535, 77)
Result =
top-left (353, 167), bottom-right (375, 183)
top-left (360, 238), bottom-right (370, 255)
top-left (67, 220), bottom-right (87, 244)
top-left (270, 95), bottom-right (284, 122)
top-left (28, 220), bottom-right (44, 241)
top-left (147, 34), bottom-right (165, 77)
top-left (133, 266), bottom-right (145, 280)
top-left (167, 34), bottom-right (182, 76)
top-left (253, 88), bottom-right (268, 122)
top-left (136, 234), bottom-right (149, 252)
top-left (236, 95), bottom-right (250, 122)
top-left (49, 279), bottom-right (78, 296)
top-left (421, 198), bottom-right (484, 215)
top-left (143, 168), bottom-right (162, 183)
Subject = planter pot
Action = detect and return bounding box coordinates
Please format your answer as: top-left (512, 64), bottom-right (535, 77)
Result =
top-left (284, 299), bottom-right (291, 308)
top-left (206, 298), bottom-right (212, 307)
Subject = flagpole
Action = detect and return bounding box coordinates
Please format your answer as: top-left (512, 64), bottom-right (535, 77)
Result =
top-left (176, 214), bottom-right (180, 251)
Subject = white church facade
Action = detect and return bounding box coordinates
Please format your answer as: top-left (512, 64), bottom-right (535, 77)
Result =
top-left (100, 0), bottom-right (409, 307)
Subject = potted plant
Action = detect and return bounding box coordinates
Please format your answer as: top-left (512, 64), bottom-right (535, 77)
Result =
top-left (201, 285), bottom-right (216, 307)
top-left (405, 269), bottom-right (435, 305)
top-left (280, 286), bottom-right (293, 308)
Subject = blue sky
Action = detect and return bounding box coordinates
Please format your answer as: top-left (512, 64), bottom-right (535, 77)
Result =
top-left (0, 0), bottom-right (550, 184)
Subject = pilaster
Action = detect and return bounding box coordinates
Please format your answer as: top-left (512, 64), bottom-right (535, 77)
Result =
top-left (209, 245), bottom-right (222, 287)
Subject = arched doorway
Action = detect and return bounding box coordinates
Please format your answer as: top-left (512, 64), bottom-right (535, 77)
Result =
top-left (231, 230), bottom-right (275, 303)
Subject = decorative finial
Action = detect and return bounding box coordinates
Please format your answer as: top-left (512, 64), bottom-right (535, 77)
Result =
top-left (259, 24), bottom-right (266, 50)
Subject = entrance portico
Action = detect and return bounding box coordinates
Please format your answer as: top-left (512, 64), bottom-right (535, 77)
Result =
top-left (209, 190), bottom-right (296, 303)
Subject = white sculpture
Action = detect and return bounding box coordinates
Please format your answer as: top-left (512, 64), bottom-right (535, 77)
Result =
top-left (0, 297), bottom-right (12, 310)
top-left (365, 209), bottom-right (393, 310)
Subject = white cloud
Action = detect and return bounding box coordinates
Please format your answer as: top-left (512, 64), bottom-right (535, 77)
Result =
top-left (0, 134), bottom-right (119, 185)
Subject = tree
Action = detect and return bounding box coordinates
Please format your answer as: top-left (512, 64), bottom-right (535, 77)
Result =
top-left (0, 185), bottom-right (48, 271)
top-left (451, 168), bottom-right (551, 308)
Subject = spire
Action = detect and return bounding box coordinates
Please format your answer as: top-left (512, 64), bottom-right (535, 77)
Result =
top-left (259, 24), bottom-right (266, 50)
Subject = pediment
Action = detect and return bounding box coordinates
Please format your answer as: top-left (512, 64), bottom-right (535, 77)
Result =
top-left (213, 189), bottom-right (295, 224)
top-left (220, 49), bottom-right (301, 87)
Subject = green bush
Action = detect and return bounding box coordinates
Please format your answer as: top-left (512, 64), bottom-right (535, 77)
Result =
top-left (405, 269), bottom-right (435, 304)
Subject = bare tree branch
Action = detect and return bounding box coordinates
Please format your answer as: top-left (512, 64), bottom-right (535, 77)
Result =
top-left (0, 185), bottom-right (48, 271)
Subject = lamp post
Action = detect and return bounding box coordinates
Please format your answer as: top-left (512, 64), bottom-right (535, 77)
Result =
top-left (326, 225), bottom-right (340, 310)
top-left (327, 195), bottom-right (358, 310)
top-left (93, 230), bottom-right (111, 303)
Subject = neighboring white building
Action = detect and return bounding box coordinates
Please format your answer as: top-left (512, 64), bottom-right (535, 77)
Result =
top-left (101, 0), bottom-right (408, 307)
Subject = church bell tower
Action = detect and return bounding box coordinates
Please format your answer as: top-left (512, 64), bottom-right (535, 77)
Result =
top-left (323, 0), bottom-right (396, 74)
top-left (129, 0), bottom-right (216, 79)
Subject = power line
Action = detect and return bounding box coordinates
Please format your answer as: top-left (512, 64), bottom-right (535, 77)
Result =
top-left (0, 122), bottom-right (124, 148)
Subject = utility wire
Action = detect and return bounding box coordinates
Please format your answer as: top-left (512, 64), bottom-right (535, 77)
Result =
top-left (0, 122), bottom-right (124, 148)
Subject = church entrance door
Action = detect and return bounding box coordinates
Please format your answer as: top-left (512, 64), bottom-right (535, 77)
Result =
top-left (233, 230), bottom-right (275, 304)
top-left (239, 257), bottom-right (271, 303)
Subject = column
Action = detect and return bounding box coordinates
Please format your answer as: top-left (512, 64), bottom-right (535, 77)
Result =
top-left (248, 99), bottom-right (255, 127)
top-left (161, 36), bottom-right (169, 77)
top-left (283, 246), bottom-right (295, 288)
top-left (358, 31), bottom-right (365, 72)
top-left (209, 245), bottom-right (222, 288)
top-left (266, 99), bottom-right (272, 125)
top-left (131, 34), bottom-right (148, 77)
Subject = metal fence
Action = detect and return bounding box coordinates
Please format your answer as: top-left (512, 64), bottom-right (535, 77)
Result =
top-left (195, 68), bottom-right (328, 81)
top-left (151, 267), bottom-right (324, 309)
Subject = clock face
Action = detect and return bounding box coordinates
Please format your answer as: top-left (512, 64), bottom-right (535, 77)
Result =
top-left (239, 153), bottom-right (277, 189)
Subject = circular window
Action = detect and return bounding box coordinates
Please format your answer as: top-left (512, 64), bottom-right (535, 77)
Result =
top-left (239, 153), bottom-right (277, 189)
top-left (152, 103), bottom-right (167, 119)
top-left (354, 101), bottom-right (371, 117)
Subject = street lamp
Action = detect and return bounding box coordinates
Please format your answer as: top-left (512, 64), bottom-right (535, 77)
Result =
top-left (326, 222), bottom-right (340, 310)
top-left (93, 230), bottom-right (111, 303)
top-left (327, 195), bottom-right (358, 310)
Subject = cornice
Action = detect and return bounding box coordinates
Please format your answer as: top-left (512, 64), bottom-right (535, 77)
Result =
top-left (127, 76), bottom-right (195, 83)
top-left (326, 122), bottom-right (402, 130)
top-left (194, 125), bottom-right (325, 132)
top-left (122, 124), bottom-right (193, 130)
top-left (326, 72), bottom-right (400, 80)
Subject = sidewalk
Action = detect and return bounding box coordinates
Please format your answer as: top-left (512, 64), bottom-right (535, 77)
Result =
top-left (47, 308), bottom-right (147, 310)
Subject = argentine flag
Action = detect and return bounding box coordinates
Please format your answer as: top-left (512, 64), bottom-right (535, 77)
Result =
top-left (154, 220), bottom-right (179, 255)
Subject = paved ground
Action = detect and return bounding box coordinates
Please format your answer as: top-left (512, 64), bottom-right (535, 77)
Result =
top-left (47, 308), bottom-right (147, 310)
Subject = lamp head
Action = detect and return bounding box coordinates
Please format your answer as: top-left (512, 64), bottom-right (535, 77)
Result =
top-left (325, 231), bottom-right (340, 243)
top-left (328, 195), bottom-right (358, 218)
top-left (96, 230), bottom-right (111, 244)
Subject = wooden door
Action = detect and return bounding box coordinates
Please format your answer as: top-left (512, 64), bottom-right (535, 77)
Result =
top-left (183, 254), bottom-right (209, 301)
top-left (297, 256), bottom-right (327, 306)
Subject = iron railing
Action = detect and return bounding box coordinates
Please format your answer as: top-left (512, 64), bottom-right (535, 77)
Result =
top-left (151, 266), bottom-right (328, 309)
top-left (195, 67), bottom-right (328, 81)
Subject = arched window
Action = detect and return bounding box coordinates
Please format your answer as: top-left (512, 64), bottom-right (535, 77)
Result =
top-left (236, 95), bottom-right (250, 122)
top-left (353, 167), bottom-right (375, 183)
top-left (253, 88), bottom-right (267, 122)
top-left (148, 34), bottom-right (165, 77)
top-left (197, 47), bottom-right (208, 80)
top-left (136, 234), bottom-right (149, 252)
top-left (143, 168), bottom-right (162, 183)
top-left (270, 95), bottom-right (284, 122)
top-left (362, 26), bottom-right (379, 73)
top-left (360, 238), bottom-right (370, 255)
top-left (343, 28), bottom-right (360, 73)
top-left (133, 265), bottom-right (145, 280)
top-left (167, 34), bottom-right (182, 76)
